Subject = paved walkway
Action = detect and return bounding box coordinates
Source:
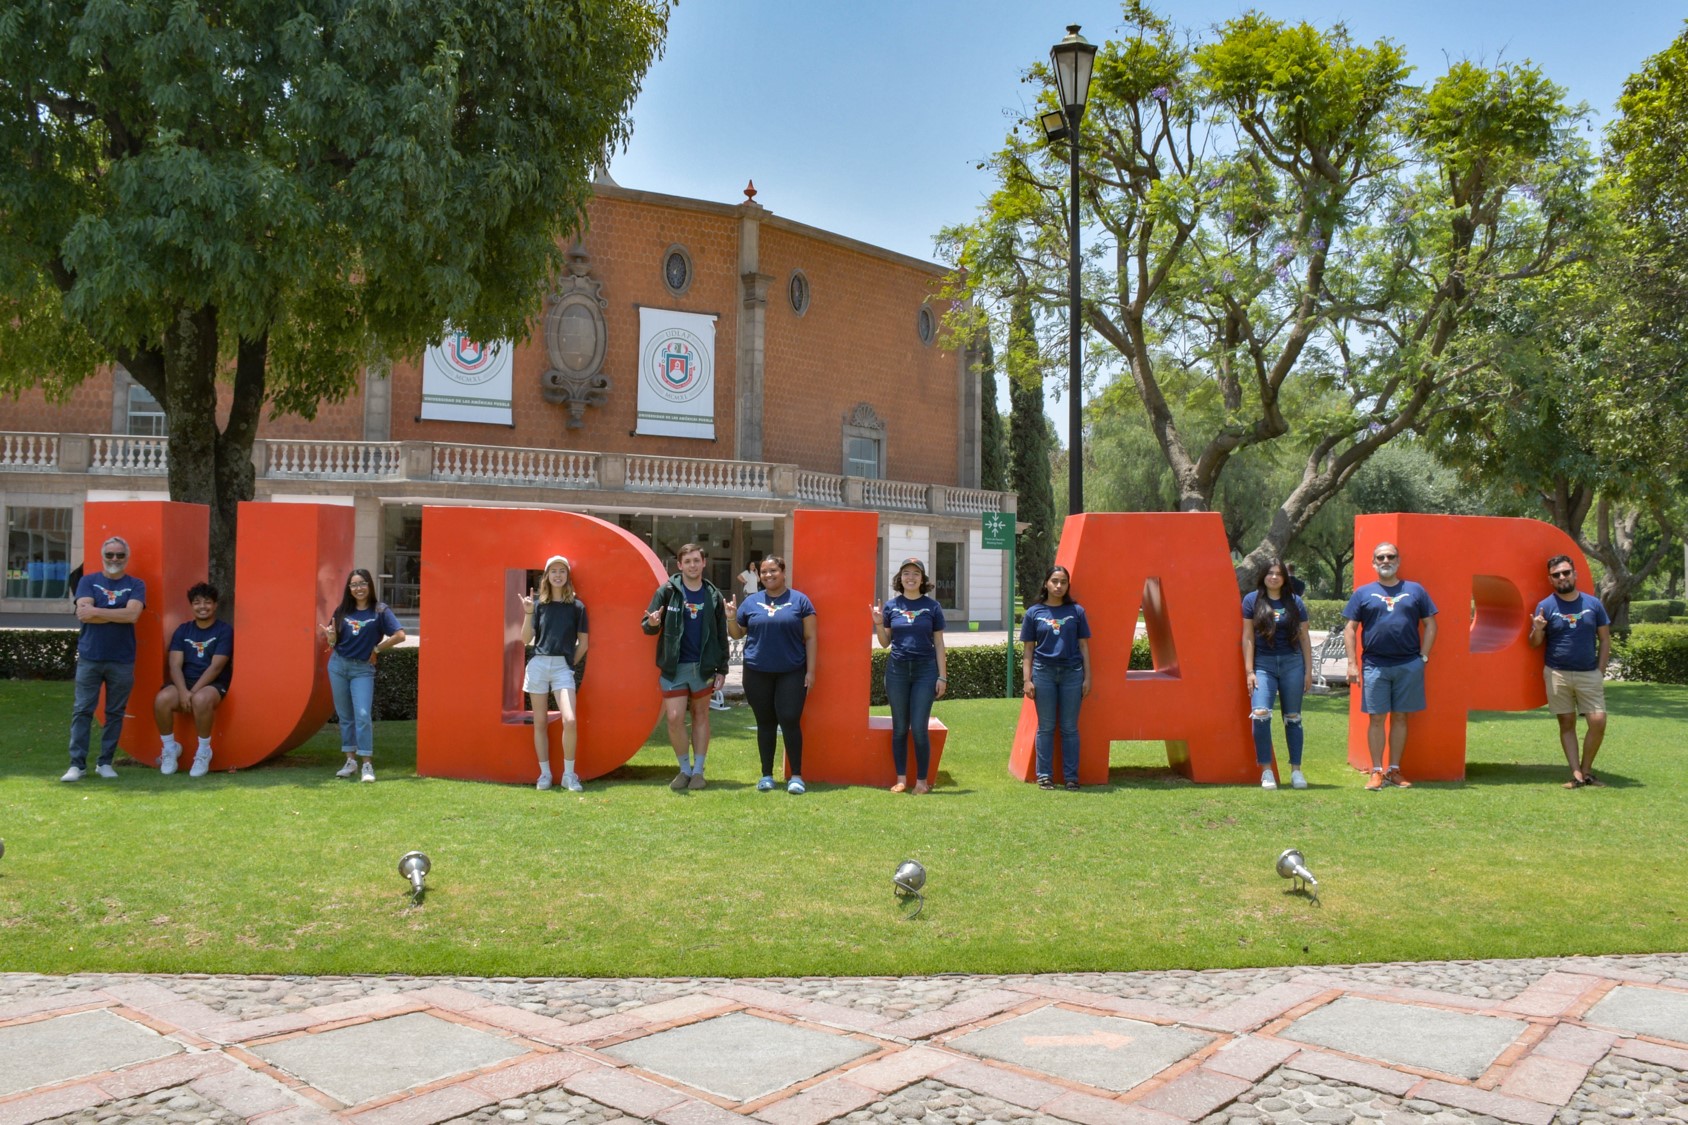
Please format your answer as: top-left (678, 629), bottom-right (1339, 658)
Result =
top-left (2, 955), bottom-right (1684, 1125)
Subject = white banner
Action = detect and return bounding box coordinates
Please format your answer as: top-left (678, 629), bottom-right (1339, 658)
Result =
top-left (420, 332), bottom-right (514, 425)
top-left (636, 308), bottom-right (717, 438)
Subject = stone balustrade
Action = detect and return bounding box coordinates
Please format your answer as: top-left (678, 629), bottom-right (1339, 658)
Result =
top-left (1, 431), bottom-right (1015, 517)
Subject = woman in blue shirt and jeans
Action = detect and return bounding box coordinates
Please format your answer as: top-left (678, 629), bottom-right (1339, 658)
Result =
top-left (873, 556), bottom-right (948, 793)
top-left (319, 569), bottom-right (405, 783)
top-left (1241, 558), bottom-right (1312, 790)
top-left (1019, 565), bottom-right (1091, 790)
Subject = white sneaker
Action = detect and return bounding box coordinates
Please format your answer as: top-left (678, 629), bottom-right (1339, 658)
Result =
top-left (336, 758), bottom-right (358, 778)
top-left (95, 763), bottom-right (119, 779)
top-left (61, 766), bottom-right (84, 782)
top-left (190, 747), bottom-right (213, 778)
top-left (1260, 768), bottom-right (1277, 790)
top-left (360, 761), bottom-right (375, 783)
top-left (561, 772), bottom-right (583, 792)
top-left (1290, 769), bottom-right (1308, 790)
top-left (159, 744), bottom-right (181, 775)
top-left (536, 772), bottom-right (553, 791)
top-left (787, 776), bottom-right (806, 795)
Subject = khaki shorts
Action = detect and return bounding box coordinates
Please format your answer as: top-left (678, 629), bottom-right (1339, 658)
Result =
top-left (1545, 667), bottom-right (1605, 715)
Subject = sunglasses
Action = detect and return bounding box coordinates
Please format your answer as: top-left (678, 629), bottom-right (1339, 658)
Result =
top-left (1373, 553), bottom-right (1398, 562)
top-left (1549, 569), bottom-right (1573, 578)
top-left (103, 552), bottom-right (127, 560)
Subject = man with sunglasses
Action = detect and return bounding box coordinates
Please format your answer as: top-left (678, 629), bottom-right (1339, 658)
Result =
top-left (62, 537), bottom-right (146, 781)
top-left (1528, 556), bottom-right (1611, 789)
top-left (1343, 542), bottom-right (1438, 791)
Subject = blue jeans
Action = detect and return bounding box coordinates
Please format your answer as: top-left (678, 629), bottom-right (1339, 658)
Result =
top-left (1031, 660), bottom-right (1084, 782)
top-left (328, 652), bottom-right (377, 758)
top-left (885, 654), bottom-right (938, 781)
top-left (1250, 650), bottom-right (1306, 767)
top-left (68, 659), bottom-right (135, 769)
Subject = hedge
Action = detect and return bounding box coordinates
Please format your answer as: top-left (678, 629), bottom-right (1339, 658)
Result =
top-left (867, 638), bottom-right (1152, 705)
top-left (1614, 625), bottom-right (1688, 685)
top-left (0, 630), bottom-right (76, 680)
top-left (1629, 599), bottom-right (1686, 625)
top-left (1303, 600), bottom-right (1347, 633)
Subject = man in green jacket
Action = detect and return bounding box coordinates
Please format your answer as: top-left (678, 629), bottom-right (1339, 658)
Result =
top-left (642, 543), bottom-right (734, 790)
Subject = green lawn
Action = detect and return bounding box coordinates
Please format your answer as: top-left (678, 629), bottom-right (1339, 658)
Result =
top-left (1, 681), bottom-right (1683, 977)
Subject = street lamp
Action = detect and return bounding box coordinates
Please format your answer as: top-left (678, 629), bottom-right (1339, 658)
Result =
top-left (1041, 24), bottom-right (1096, 516)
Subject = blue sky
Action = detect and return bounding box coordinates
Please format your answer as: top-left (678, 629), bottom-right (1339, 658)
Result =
top-left (611, 1), bottom-right (1684, 262)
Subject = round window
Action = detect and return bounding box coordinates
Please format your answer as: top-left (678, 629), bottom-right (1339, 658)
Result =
top-left (663, 246), bottom-right (692, 296)
top-left (789, 270), bottom-right (810, 316)
top-left (917, 304), bottom-right (936, 345)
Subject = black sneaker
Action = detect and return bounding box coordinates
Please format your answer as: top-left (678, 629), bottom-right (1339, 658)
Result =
top-left (1037, 775), bottom-right (1054, 790)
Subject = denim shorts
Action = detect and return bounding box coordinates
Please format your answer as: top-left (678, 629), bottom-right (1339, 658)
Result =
top-left (659, 662), bottom-right (712, 698)
top-left (523, 654), bottom-right (577, 695)
top-left (1361, 658), bottom-right (1427, 714)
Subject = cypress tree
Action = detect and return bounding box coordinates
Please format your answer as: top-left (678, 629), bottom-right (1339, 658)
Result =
top-left (1007, 292), bottom-right (1055, 604)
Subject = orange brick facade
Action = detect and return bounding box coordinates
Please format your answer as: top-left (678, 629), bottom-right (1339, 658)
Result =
top-left (3, 185), bottom-right (971, 484)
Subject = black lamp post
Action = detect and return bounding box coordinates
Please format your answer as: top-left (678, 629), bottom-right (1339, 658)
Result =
top-left (1041, 24), bottom-right (1096, 516)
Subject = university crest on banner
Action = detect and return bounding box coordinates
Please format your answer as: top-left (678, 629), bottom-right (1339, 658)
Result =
top-left (421, 330), bottom-right (515, 425)
top-left (636, 309), bottom-right (717, 438)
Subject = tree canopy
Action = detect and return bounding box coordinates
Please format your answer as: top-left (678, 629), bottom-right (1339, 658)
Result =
top-left (0, 0), bottom-right (670, 598)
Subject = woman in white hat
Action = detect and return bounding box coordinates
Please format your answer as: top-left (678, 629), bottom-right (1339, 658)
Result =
top-left (519, 555), bottom-right (589, 791)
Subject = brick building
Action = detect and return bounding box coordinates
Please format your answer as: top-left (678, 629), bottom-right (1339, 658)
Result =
top-left (1, 178), bottom-right (1013, 627)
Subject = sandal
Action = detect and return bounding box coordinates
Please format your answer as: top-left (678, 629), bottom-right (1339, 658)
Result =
top-left (1037, 775), bottom-right (1054, 790)
top-left (890, 780), bottom-right (908, 793)
top-left (1563, 773), bottom-right (1585, 789)
top-left (913, 780), bottom-right (931, 795)
top-left (1582, 771), bottom-right (1605, 787)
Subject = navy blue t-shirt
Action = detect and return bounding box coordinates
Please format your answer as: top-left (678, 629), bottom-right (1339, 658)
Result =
top-left (76, 572), bottom-right (146, 663)
top-left (1241, 592), bottom-right (1308, 656)
top-left (532, 599), bottom-right (588, 663)
top-left (1536, 593), bottom-right (1610, 671)
top-left (1019, 602), bottom-right (1091, 665)
top-left (170, 619), bottom-right (234, 690)
top-left (884, 595), bottom-right (945, 660)
top-left (678, 582), bottom-right (708, 664)
top-left (334, 604), bottom-right (402, 662)
top-left (737, 589), bottom-right (815, 673)
top-left (1343, 581), bottom-right (1437, 667)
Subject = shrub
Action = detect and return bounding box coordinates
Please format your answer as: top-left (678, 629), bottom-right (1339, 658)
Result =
top-left (868, 638), bottom-right (1152, 704)
top-left (1303, 600), bottom-right (1348, 633)
top-left (1614, 625), bottom-right (1688, 685)
top-left (0, 629), bottom-right (77, 680)
top-left (1629, 600), bottom-right (1685, 625)
top-left (372, 645), bottom-right (420, 720)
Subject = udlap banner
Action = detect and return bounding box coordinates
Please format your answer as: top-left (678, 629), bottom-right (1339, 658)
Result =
top-left (636, 308), bottom-right (717, 438)
top-left (421, 331), bottom-right (514, 425)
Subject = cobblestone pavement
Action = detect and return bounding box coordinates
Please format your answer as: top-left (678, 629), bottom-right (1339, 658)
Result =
top-left (1, 955), bottom-right (1684, 1125)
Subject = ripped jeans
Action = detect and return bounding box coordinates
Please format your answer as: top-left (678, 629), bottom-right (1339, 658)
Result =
top-left (1250, 650), bottom-right (1306, 767)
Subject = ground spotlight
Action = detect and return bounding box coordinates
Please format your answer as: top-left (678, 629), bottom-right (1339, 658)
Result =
top-left (1276, 848), bottom-right (1318, 899)
top-left (398, 851), bottom-right (431, 903)
top-left (893, 859), bottom-right (926, 920)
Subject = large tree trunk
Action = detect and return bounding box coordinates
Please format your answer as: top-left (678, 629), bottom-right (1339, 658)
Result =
top-left (123, 304), bottom-right (266, 613)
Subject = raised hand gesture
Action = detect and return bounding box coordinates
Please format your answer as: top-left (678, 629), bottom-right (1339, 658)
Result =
top-left (319, 620), bottom-right (336, 646)
top-left (643, 603), bottom-right (666, 628)
top-left (1532, 609), bottom-right (1548, 632)
top-left (724, 595), bottom-right (738, 618)
top-left (871, 599), bottom-right (883, 627)
top-left (521, 588), bottom-right (536, 615)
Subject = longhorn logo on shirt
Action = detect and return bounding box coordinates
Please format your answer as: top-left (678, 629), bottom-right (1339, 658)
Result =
top-left (1370, 592), bottom-right (1407, 613)
top-left (763, 600), bottom-right (789, 617)
top-left (1552, 610), bottom-right (1586, 630)
top-left (1271, 607), bottom-right (1285, 623)
top-left (1046, 616), bottom-right (1066, 635)
top-left (345, 618), bottom-right (368, 636)
top-left (186, 636), bottom-right (218, 659)
top-left (94, 583), bottom-right (129, 606)
top-left (684, 600), bottom-right (703, 620)
top-left (896, 607), bottom-right (930, 625)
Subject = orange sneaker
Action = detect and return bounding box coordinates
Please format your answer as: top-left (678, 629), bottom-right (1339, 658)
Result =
top-left (1365, 770), bottom-right (1385, 791)
top-left (1384, 768), bottom-right (1412, 789)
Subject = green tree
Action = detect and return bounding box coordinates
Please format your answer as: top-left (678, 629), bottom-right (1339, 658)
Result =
top-left (1007, 292), bottom-right (1056, 603)
top-left (0, 0), bottom-right (669, 601)
top-left (975, 330), bottom-right (1009, 493)
top-left (942, 3), bottom-right (1587, 585)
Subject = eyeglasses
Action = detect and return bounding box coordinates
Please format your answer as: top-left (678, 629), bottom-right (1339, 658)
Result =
top-left (103, 552), bottom-right (127, 560)
top-left (1549, 569), bottom-right (1574, 578)
top-left (1373, 553), bottom-right (1398, 562)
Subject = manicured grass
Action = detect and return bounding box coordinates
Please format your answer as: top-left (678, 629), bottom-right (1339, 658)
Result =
top-left (0, 681), bottom-right (1683, 977)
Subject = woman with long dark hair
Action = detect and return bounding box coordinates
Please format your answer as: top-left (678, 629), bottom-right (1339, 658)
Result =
top-left (729, 556), bottom-right (816, 794)
top-left (873, 556), bottom-right (947, 793)
top-left (319, 569), bottom-right (405, 782)
top-left (1241, 558), bottom-right (1313, 789)
top-left (1019, 565), bottom-right (1091, 790)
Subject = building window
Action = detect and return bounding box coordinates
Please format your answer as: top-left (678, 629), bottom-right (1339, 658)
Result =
top-left (917, 304), bottom-right (937, 346)
top-left (846, 436), bottom-right (881, 479)
top-left (841, 402), bottom-right (887, 479)
top-left (127, 384), bottom-right (166, 436)
top-left (5, 506), bottom-right (73, 600)
top-left (934, 541), bottom-right (964, 610)
top-left (663, 245), bottom-right (692, 296)
top-left (789, 270), bottom-right (810, 316)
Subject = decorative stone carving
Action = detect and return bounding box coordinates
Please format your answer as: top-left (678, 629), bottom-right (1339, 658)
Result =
top-left (541, 244), bottom-right (611, 428)
top-left (843, 403), bottom-right (886, 434)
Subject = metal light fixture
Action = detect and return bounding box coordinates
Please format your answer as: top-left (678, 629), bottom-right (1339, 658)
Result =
top-left (398, 850), bottom-right (431, 903)
top-left (1276, 848), bottom-right (1319, 897)
top-left (1046, 24), bottom-right (1097, 516)
top-left (892, 859), bottom-right (926, 920)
